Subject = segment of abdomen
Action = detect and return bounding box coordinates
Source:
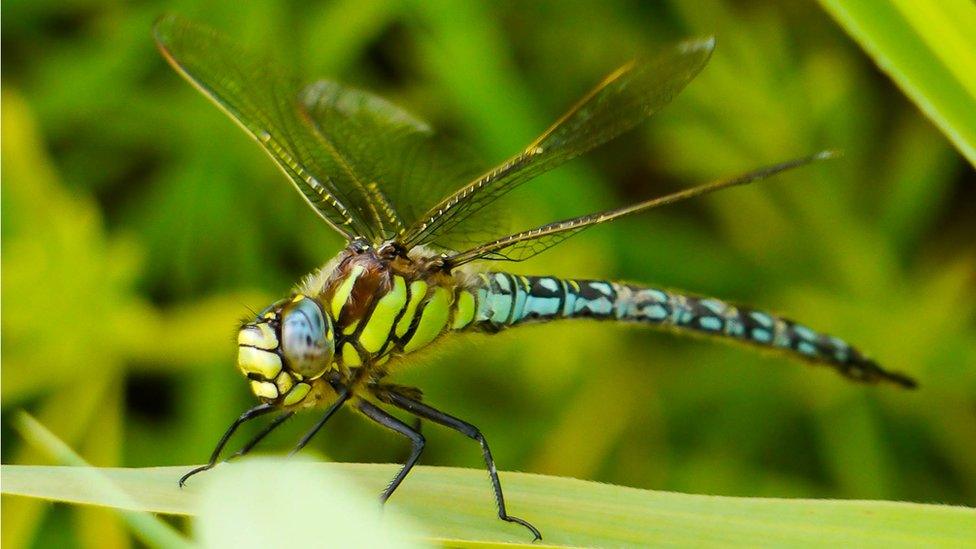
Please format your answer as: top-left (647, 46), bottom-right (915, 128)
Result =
top-left (467, 272), bottom-right (913, 387)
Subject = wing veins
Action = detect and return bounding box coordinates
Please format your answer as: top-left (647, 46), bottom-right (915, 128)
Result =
top-left (298, 103), bottom-right (389, 241)
top-left (157, 40), bottom-right (350, 237)
top-left (447, 151), bottom-right (837, 266)
top-left (153, 15), bottom-right (389, 241)
top-left (265, 80), bottom-right (376, 236)
top-left (397, 38), bottom-right (716, 249)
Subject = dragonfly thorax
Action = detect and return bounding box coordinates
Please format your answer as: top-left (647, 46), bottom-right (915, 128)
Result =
top-left (234, 244), bottom-right (459, 410)
top-left (236, 294), bottom-right (336, 407)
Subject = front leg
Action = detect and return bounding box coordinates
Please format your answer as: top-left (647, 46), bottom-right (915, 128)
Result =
top-left (289, 387), bottom-right (351, 456)
top-left (226, 411), bottom-right (294, 461)
top-left (179, 402), bottom-right (275, 486)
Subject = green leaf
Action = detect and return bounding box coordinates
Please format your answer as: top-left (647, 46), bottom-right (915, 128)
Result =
top-left (8, 413), bottom-right (193, 549)
top-left (2, 463), bottom-right (973, 547)
top-left (819, 0), bottom-right (976, 166)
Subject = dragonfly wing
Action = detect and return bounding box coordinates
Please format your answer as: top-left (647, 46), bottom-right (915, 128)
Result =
top-left (446, 152), bottom-right (836, 266)
top-left (298, 81), bottom-right (483, 239)
top-left (154, 14), bottom-right (380, 241)
top-left (398, 37), bottom-right (716, 249)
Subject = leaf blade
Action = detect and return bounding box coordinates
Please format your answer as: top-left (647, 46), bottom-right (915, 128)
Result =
top-left (3, 463), bottom-right (973, 547)
top-left (820, 0), bottom-right (976, 166)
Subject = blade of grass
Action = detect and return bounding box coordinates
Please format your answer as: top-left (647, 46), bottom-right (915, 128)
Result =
top-left (820, 0), bottom-right (976, 166)
top-left (1, 375), bottom-right (115, 548)
top-left (10, 413), bottom-right (194, 549)
top-left (3, 461), bottom-right (973, 547)
top-left (74, 379), bottom-right (129, 549)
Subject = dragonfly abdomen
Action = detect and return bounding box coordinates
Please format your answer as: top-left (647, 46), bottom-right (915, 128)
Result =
top-left (469, 272), bottom-right (621, 326)
top-left (469, 272), bottom-right (915, 388)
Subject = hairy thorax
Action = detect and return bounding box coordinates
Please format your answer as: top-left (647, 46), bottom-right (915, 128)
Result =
top-left (299, 245), bottom-right (477, 389)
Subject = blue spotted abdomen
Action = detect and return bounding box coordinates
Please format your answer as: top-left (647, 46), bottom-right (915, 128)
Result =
top-left (469, 272), bottom-right (914, 388)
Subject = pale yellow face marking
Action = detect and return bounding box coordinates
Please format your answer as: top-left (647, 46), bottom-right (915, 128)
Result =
top-left (283, 382), bottom-right (311, 406)
top-left (250, 380), bottom-right (278, 399)
top-left (238, 323), bottom-right (278, 350)
top-left (238, 347), bottom-right (282, 379)
top-left (275, 371), bottom-right (294, 394)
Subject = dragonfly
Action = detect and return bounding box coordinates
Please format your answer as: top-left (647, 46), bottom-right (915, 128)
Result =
top-left (154, 14), bottom-right (916, 540)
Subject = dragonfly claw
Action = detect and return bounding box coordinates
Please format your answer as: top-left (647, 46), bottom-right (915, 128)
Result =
top-left (504, 515), bottom-right (542, 541)
top-left (178, 464), bottom-right (211, 488)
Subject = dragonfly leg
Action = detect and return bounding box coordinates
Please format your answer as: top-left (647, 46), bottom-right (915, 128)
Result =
top-left (179, 402), bottom-right (275, 487)
top-left (377, 388), bottom-right (542, 541)
top-left (355, 398), bottom-right (425, 504)
top-left (226, 411), bottom-right (295, 461)
top-left (368, 384), bottom-right (424, 456)
top-left (288, 388), bottom-right (351, 456)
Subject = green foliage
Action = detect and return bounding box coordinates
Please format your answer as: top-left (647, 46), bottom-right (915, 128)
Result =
top-left (2, 1), bottom-right (974, 547)
top-left (820, 0), bottom-right (976, 166)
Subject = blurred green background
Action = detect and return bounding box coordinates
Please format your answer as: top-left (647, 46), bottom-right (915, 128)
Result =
top-left (2, 0), bottom-right (974, 547)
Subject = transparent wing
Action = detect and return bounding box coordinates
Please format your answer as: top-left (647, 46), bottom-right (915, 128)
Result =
top-left (446, 152), bottom-right (836, 266)
top-left (399, 37), bottom-right (716, 249)
top-left (154, 14), bottom-right (389, 241)
top-left (298, 81), bottom-right (483, 240)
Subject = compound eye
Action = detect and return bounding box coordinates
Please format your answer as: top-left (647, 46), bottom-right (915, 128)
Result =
top-left (281, 296), bottom-right (333, 378)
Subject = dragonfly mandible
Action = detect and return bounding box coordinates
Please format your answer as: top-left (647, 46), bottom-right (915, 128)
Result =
top-left (154, 14), bottom-right (915, 541)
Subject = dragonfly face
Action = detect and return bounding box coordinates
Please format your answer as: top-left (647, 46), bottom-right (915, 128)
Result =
top-left (237, 295), bottom-right (335, 406)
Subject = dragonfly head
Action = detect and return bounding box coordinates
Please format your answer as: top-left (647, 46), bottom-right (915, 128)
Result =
top-left (237, 294), bottom-right (335, 406)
